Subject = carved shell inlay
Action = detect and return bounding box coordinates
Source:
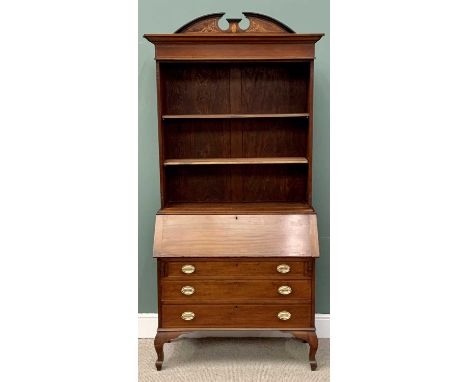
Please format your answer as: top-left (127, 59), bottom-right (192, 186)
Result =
top-left (246, 19), bottom-right (286, 33)
top-left (185, 19), bottom-right (220, 33)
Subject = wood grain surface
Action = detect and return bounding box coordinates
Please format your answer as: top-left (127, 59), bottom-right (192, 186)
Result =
top-left (165, 164), bottom-right (309, 203)
top-left (162, 258), bottom-right (311, 278)
top-left (164, 157), bottom-right (308, 166)
top-left (240, 62), bottom-right (309, 114)
top-left (159, 202), bottom-right (314, 214)
top-left (162, 63), bottom-right (230, 115)
top-left (161, 279), bottom-right (311, 302)
top-left (164, 119), bottom-right (231, 160)
top-left (160, 304), bottom-right (312, 328)
top-left (153, 43), bottom-right (315, 61)
top-left (154, 214), bottom-right (319, 257)
top-left (162, 113), bottom-right (309, 119)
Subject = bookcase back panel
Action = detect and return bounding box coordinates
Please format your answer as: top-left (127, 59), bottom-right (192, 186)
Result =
top-left (164, 118), bottom-right (307, 160)
top-left (240, 63), bottom-right (309, 114)
top-left (161, 62), bottom-right (309, 115)
top-left (162, 63), bottom-right (230, 115)
top-left (160, 60), bottom-right (312, 207)
top-left (166, 166), bottom-right (231, 203)
top-left (164, 119), bottom-right (231, 159)
top-left (238, 164), bottom-right (307, 202)
top-left (239, 119), bottom-right (308, 158)
top-left (165, 164), bottom-right (307, 203)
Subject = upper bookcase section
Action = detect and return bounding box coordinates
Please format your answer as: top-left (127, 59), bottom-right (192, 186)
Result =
top-left (143, 12), bottom-right (324, 61)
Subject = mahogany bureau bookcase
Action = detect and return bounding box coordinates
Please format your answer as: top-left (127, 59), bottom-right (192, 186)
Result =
top-left (144, 12), bottom-right (323, 371)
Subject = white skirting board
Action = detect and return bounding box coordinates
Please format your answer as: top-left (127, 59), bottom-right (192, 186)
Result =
top-left (138, 313), bottom-right (330, 339)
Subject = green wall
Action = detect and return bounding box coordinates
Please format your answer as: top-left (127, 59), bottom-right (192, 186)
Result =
top-left (138, 0), bottom-right (330, 313)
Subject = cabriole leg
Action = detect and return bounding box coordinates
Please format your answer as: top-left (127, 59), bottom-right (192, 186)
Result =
top-left (290, 330), bottom-right (319, 371)
top-left (153, 330), bottom-right (185, 371)
top-left (154, 332), bottom-right (165, 371)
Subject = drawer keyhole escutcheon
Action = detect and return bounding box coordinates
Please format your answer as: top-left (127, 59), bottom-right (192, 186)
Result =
top-left (277, 264), bottom-right (290, 274)
top-left (277, 311), bottom-right (291, 320)
top-left (181, 311), bottom-right (195, 321)
top-left (278, 285), bottom-right (292, 295)
top-left (181, 264), bottom-right (195, 274)
top-left (181, 286), bottom-right (195, 295)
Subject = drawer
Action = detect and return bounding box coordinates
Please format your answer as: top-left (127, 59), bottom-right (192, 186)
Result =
top-left (161, 304), bottom-right (312, 328)
top-left (161, 280), bottom-right (311, 302)
top-left (162, 258), bottom-right (311, 279)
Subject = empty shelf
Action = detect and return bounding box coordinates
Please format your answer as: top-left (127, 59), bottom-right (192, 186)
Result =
top-left (162, 113), bottom-right (309, 120)
top-left (159, 202), bottom-right (315, 215)
top-left (164, 157), bottom-right (308, 166)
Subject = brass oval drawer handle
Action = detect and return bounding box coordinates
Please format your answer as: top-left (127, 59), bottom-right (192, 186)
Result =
top-left (277, 311), bottom-right (291, 320)
top-left (181, 311), bottom-right (195, 321)
top-left (181, 264), bottom-right (195, 274)
top-left (278, 285), bottom-right (292, 295)
top-left (276, 264), bottom-right (290, 274)
top-left (181, 286), bottom-right (195, 295)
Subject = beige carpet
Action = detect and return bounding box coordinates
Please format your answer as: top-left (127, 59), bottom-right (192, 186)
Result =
top-left (139, 337), bottom-right (330, 382)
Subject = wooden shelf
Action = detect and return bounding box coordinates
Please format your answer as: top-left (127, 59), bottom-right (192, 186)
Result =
top-left (164, 157), bottom-right (308, 166)
top-left (162, 113), bottom-right (309, 120)
top-left (160, 202), bottom-right (315, 215)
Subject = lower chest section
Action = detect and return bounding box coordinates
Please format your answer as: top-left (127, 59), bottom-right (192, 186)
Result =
top-left (157, 257), bottom-right (315, 329)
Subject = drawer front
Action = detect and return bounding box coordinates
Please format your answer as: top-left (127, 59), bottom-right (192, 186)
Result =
top-left (161, 304), bottom-right (312, 328)
top-left (163, 259), bottom-right (311, 279)
top-left (161, 280), bottom-right (311, 301)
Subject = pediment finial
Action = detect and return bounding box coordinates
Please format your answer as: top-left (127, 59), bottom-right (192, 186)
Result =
top-left (226, 18), bottom-right (242, 33)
